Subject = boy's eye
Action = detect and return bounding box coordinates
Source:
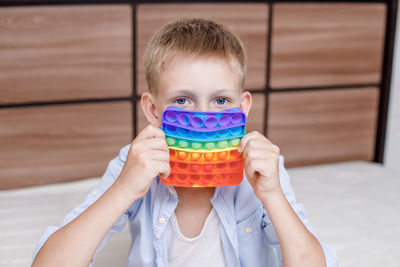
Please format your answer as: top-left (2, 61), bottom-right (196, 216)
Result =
top-left (215, 98), bottom-right (228, 105)
top-left (175, 98), bottom-right (188, 105)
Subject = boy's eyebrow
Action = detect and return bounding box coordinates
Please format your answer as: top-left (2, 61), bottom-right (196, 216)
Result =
top-left (167, 89), bottom-right (198, 99)
top-left (210, 89), bottom-right (237, 97)
top-left (169, 89), bottom-right (195, 95)
top-left (167, 88), bottom-right (237, 99)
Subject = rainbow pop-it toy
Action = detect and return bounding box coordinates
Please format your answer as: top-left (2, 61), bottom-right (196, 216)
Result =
top-left (160, 106), bottom-right (246, 187)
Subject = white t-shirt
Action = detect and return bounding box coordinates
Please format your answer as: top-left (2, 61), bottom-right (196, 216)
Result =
top-left (165, 207), bottom-right (227, 267)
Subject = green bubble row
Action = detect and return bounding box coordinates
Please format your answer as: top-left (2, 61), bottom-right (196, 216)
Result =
top-left (166, 136), bottom-right (241, 150)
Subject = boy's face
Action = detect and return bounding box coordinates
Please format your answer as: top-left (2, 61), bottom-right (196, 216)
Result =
top-left (141, 54), bottom-right (252, 127)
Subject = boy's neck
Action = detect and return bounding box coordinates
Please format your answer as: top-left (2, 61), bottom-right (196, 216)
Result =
top-left (173, 187), bottom-right (217, 238)
top-left (174, 186), bottom-right (216, 205)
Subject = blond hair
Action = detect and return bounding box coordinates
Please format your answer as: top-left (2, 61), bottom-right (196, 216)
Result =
top-left (142, 17), bottom-right (247, 94)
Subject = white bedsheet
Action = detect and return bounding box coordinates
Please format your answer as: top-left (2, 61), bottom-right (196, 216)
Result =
top-left (288, 161), bottom-right (400, 267)
top-left (0, 160), bottom-right (399, 267)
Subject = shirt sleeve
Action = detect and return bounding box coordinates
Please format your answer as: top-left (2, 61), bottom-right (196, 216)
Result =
top-left (261, 154), bottom-right (339, 267)
top-left (31, 143), bottom-right (141, 267)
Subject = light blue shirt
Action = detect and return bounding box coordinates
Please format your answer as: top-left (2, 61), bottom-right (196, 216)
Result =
top-left (32, 144), bottom-right (338, 267)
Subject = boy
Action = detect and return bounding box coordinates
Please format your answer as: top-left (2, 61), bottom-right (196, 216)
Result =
top-left (32, 17), bottom-right (338, 267)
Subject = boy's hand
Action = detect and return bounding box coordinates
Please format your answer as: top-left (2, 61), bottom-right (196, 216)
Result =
top-left (117, 125), bottom-right (170, 199)
top-left (238, 131), bottom-right (281, 200)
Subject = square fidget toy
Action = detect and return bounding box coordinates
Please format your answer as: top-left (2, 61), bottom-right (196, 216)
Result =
top-left (160, 106), bottom-right (246, 187)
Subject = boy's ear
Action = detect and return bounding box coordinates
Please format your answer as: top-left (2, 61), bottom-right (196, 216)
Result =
top-left (240, 91), bottom-right (252, 117)
top-left (141, 92), bottom-right (161, 127)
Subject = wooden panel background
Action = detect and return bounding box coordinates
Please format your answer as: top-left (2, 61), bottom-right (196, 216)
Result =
top-left (270, 3), bottom-right (386, 89)
top-left (267, 88), bottom-right (380, 167)
top-left (0, 5), bottom-right (132, 104)
top-left (0, 2), bottom-right (390, 189)
top-left (0, 5), bottom-right (134, 190)
top-left (0, 102), bottom-right (132, 190)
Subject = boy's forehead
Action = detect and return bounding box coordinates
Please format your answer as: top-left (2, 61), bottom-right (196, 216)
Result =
top-left (157, 55), bottom-right (241, 96)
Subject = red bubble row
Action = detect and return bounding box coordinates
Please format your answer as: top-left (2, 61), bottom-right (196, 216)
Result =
top-left (161, 172), bottom-right (243, 187)
top-left (170, 158), bottom-right (243, 173)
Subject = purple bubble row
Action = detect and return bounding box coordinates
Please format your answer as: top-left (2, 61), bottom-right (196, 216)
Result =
top-left (163, 110), bottom-right (245, 129)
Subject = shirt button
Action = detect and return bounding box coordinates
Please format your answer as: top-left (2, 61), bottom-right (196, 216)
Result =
top-left (91, 191), bottom-right (98, 197)
top-left (245, 226), bottom-right (253, 234)
top-left (158, 217), bottom-right (166, 224)
top-left (168, 188), bottom-right (174, 195)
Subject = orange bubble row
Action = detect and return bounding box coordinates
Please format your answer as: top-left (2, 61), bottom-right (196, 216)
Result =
top-left (169, 149), bottom-right (242, 162)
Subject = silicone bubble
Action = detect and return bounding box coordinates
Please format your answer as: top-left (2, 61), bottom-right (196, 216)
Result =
top-left (205, 116), bottom-right (218, 128)
top-left (178, 140), bottom-right (189, 148)
top-left (190, 131), bottom-right (203, 139)
top-left (165, 125), bottom-right (177, 135)
top-left (204, 131), bottom-right (217, 139)
top-left (217, 151), bottom-right (227, 160)
top-left (177, 113), bottom-right (190, 125)
top-left (191, 142), bottom-right (202, 149)
top-left (217, 140), bottom-right (228, 149)
top-left (218, 129), bottom-right (230, 138)
top-left (166, 137), bottom-right (176, 146)
top-left (230, 138), bottom-right (241, 147)
top-left (205, 142), bottom-right (216, 149)
top-left (165, 111), bottom-right (177, 122)
top-left (161, 106), bottom-right (246, 187)
top-left (219, 114), bottom-right (230, 126)
top-left (190, 116), bottom-right (204, 127)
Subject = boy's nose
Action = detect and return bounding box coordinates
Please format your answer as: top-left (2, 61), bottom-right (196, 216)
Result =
top-left (195, 104), bottom-right (210, 112)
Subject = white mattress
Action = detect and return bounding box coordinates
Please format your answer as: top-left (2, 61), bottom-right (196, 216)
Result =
top-left (1, 160), bottom-right (399, 267)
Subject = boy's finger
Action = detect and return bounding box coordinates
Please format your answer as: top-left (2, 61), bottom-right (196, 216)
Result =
top-left (153, 160), bottom-right (171, 179)
top-left (246, 158), bottom-right (270, 179)
top-left (243, 147), bottom-right (266, 160)
top-left (135, 125), bottom-right (165, 142)
top-left (149, 150), bottom-right (171, 161)
top-left (244, 158), bottom-right (258, 182)
top-left (239, 131), bottom-right (274, 152)
top-left (238, 131), bottom-right (258, 152)
top-left (141, 138), bottom-right (169, 152)
top-left (242, 144), bottom-right (278, 159)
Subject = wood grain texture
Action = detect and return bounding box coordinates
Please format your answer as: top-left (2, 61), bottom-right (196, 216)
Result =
top-left (0, 5), bottom-right (132, 104)
top-left (267, 88), bottom-right (379, 167)
top-left (0, 102), bottom-right (132, 190)
top-left (247, 92), bottom-right (265, 134)
top-left (270, 3), bottom-right (386, 89)
top-left (136, 3), bottom-right (268, 94)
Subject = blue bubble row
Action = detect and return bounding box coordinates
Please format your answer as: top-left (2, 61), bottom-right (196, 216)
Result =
top-left (162, 124), bottom-right (245, 142)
